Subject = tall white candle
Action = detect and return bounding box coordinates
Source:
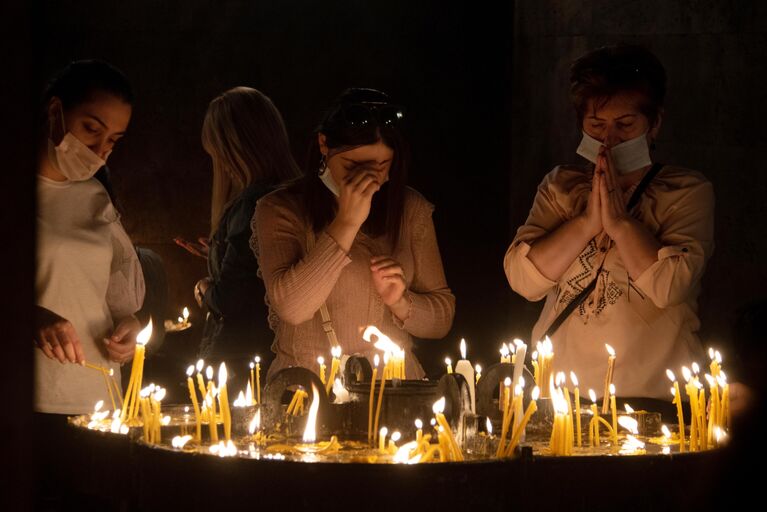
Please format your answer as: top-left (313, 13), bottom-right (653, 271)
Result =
top-left (453, 338), bottom-right (476, 413)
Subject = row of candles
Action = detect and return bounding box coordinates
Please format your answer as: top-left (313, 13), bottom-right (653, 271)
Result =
top-left (87, 317), bottom-right (732, 460)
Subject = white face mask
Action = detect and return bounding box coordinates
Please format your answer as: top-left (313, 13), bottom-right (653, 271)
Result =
top-left (47, 107), bottom-right (106, 181)
top-left (318, 160), bottom-right (340, 197)
top-left (576, 130), bottom-right (652, 175)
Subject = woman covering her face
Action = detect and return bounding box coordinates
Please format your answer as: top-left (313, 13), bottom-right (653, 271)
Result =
top-left (252, 88), bottom-right (455, 381)
top-left (175, 87), bottom-right (301, 365)
top-left (34, 60), bottom-right (145, 415)
top-left (505, 45), bottom-right (714, 400)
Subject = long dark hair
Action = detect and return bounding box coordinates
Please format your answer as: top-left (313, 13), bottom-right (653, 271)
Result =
top-left (293, 88), bottom-right (410, 251)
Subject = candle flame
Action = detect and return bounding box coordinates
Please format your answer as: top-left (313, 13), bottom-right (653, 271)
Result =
top-left (432, 397), bottom-right (446, 414)
top-left (186, 365), bottom-right (194, 377)
top-left (570, 372), bottom-right (579, 387)
top-left (183, 307), bottom-right (189, 321)
top-left (515, 385), bottom-right (523, 396)
top-left (379, 426), bottom-right (388, 441)
top-left (681, 366), bottom-right (692, 382)
top-left (513, 338), bottom-right (526, 349)
top-left (317, 356), bottom-right (324, 365)
top-left (331, 345), bottom-right (342, 358)
top-left (588, 389), bottom-right (597, 403)
top-left (708, 347), bottom-right (714, 360)
top-left (715, 351), bottom-right (722, 364)
top-left (609, 383), bottom-right (616, 396)
top-left (430, 418), bottom-right (437, 426)
top-left (692, 362), bottom-right (700, 374)
top-left (196, 359), bottom-right (204, 372)
top-left (705, 374), bottom-right (716, 387)
top-left (161, 415), bottom-right (171, 426)
top-left (531, 351), bottom-right (538, 361)
top-left (519, 376), bottom-right (525, 388)
top-left (172, 435), bottom-right (193, 449)
top-left (624, 403), bottom-right (634, 413)
top-left (556, 372), bottom-right (565, 387)
top-left (255, 356), bottom-right (261, 364)
top-left (154, 387), bottom-right (166, 402)
top-left (94, 400), bottom-right (104, 412)
top-left (531, 386), bottom-right (540, 401)
top-left (233, 391), bottom-right (247, 408)
top-left (393, 441), bottom-right (419, 463)
top-left (362, 325), bottom-right (402, 354)
top-left (391, 431), bottom-right (401, 442)
top-left (605, 343), bottom-right (615, 357)
top-left (486, 417), bottom-right (493, 435)
top-left (302, 384), bottom-right (321, 443)
top-left (249, 362), bottom-right (254, 370)
top-left (666, 369), bottom-right (676, 382)
top-left (500, 343), bottom-right (510, 357)
top-left (218, 363), bottom-right (228, 388)
top-left (245, 381), bottom-right (253, 404)
top-left (206, 366), bottom-right (213, 380)
top-left (504, 377), bottom-right (511, 387)
top-left (415, 419), bottom-right (423, 429)
top-left (475, 364), bottom-right (482, 374)
top-left (720, 371), bottom-right (728, 383)
top-left (136, 319), bottom-right (153, 346)
top-left (248, 409), bottom-right (261, 434)
top-left (460, 338), bottom-right (467, 360)
top-left (618, 416), bottom-right (638, 434)
top-left (445, 357), bottom-right (452, 366)
top-left (661, 425), bottom-right (671, 438)
top-left (374, 354), bottom-right (380, 367)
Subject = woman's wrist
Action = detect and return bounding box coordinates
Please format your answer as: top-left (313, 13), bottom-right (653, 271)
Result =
top-left (388, 292), bottom-right (411, 322)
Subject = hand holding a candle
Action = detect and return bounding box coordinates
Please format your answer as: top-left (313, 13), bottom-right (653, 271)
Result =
top-left (104, 315), bottom-right (142, 363)
top-left (34, 305), bottom-right (85, 364)
top-left (173, 236), bottom-right (210, 259)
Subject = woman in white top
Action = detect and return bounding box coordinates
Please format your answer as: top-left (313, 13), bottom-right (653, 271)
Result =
top-left (505, 45), bottom-right (714, 401)
top-left (34, 60), bottom-right (145, 416)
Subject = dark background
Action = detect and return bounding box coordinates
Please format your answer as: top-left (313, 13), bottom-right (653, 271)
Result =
top-left (3, 1), bottom-right (766, 508)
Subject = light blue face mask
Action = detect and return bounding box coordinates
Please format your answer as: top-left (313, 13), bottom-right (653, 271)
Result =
top-left (319, 161), bottom-right (340, 197)
top-left (576, 131), bottom-right (652, 175)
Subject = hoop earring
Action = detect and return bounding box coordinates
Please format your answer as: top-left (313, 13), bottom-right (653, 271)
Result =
top-left (318, 155), bottom-right (328, 176)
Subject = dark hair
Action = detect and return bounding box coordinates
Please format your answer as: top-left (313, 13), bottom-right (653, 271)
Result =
top-left (295, 87), bottom-right (409, 251)
top-left (570, 44), bottom-right (666, 127)
top-left (42, 59), bottom-right (134, 110)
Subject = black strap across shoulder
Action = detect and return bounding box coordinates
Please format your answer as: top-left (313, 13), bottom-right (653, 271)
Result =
top-left (540, 162), bottom-right (664, 340)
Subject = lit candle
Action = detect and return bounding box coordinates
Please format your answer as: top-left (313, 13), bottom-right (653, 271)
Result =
top-left (317, 356), bottom-right (326, 386)
top-left (186, 365), bottom-right (202, 442)
top-left (719, 372), bottom-right (730, 431)
top-left (195, 359), bottom-right (206, 398)
top-left (666, 370), bottom-right (686, 452)
top-left (249, 362), bottom-right (256, 405)
top-left (537, 337), bottom-right (554, 398)
top-left (561, 373), bottom-right (574, 454)
top-left (571, 372), bottom-right (582, 447)
top-left (454, 339), bottom-right (476, 413)
top-left (609, 383), bottom-right (618, 445)
top-left (302, 384), bottom-right (320, 443)
top-left (388, 431), bottom-right (401, 454)
top-left (432, 397), bottom-right (463, 461)
top-left (531, 351), bottom-right (540, 390)
top-left (373, 353), bottom-right (389, 444)
top-left (254, 356), bottom-right (261, 405)
top-left (602, 343), bottom-right (616, 414)
top-left (368, 354), bottom-right (379, 444)
top-left (475, 364), bottom-right (482, 385)
top-left (120, 319), bottom-right (152, 424)
top-left (326, 346), bottom-right (342, 394)
top-left (499, 343), bottom-right (511, 411)
top-left (682, 366), bottom-right (697, 451)
top-left (511, 339), bottom-right (527, 432)
top-left (705, 374), bottom-right (718, 445)
top-left (415, 418), bottom-right (423, 444)
top-left (445, 357), bottom-right (453, 374)
top-left (505, 386), bottom-right (539, 457)
top-left (182, 307), bottom-right (190, 326)
top-left (218, 363), bottom-right (232, 441)
top-left (496, 377), bottom-right (512, 457)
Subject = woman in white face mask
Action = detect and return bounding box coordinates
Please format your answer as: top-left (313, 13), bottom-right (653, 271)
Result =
top-left (252, 88), bottom-right (455, 382)
top-left (34, 60), bottom-right (145, 414)
top-left (504, 45), bottom-right (715, 408)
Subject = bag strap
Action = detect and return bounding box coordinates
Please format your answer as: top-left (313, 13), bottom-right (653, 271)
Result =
top-left (541, 163), bottom-right (664, 340)
top-left (306, 229), bottom-right (340, 349)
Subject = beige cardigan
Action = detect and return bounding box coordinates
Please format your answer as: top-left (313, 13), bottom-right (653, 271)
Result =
top-left (505, 164), bottom-right (714, 399)
top-left (252, 186), bottom-right (455, 381)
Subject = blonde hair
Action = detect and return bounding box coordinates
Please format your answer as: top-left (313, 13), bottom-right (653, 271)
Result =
top-left (202, 87), bottom-right (300, 233)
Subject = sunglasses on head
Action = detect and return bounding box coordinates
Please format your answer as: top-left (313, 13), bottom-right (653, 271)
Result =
top-left (330, 102), bottom-right (406, 128)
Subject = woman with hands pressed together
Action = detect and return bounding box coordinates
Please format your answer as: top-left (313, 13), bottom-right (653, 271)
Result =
top-left (253, 88), bottom-right (455, 380)
top-left (505, 45), bottom-right (714, 400)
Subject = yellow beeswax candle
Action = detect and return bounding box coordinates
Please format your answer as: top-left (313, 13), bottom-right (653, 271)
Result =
top-left (368, 355), bottom-right (379, 444)
top-left (326, 346), bottom-right (342, 394)
top-left (667, 370), bottom-right (685, 452)
top-left (505, 386), bottom-right (539, 457)
top-left (186, 366), bottom-right (202, 442)
top-left (602, 344), bottom-right (616, 414)
top-left (255, 356), bottom-right (262, 405)
top-left (571, 372), bottom-right (582, 447)
top-left (218, 363), bottom-right (232, 441)
top-left (496, 378), bottom-right (512, 457)
top-left (373, 355), bottom-right (389, 443)
top-left (610, 384), bottom-right (618, 445)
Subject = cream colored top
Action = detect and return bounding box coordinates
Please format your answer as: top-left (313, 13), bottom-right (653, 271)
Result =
top-left (36, 176), bottom-right (145, 414)
top-left (252, 186), bottom-right (455, 381)
top-left (504, 165), bottom-right (714, 399)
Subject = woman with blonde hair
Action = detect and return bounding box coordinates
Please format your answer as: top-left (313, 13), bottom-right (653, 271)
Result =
top-left (176, 86), bottom-right (300, 363)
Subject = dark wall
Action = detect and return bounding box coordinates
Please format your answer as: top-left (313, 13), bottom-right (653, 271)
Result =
top-left (510, 0), bottom-right (767, 369)
top-left (39, 0), bottom-right (514, 379)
